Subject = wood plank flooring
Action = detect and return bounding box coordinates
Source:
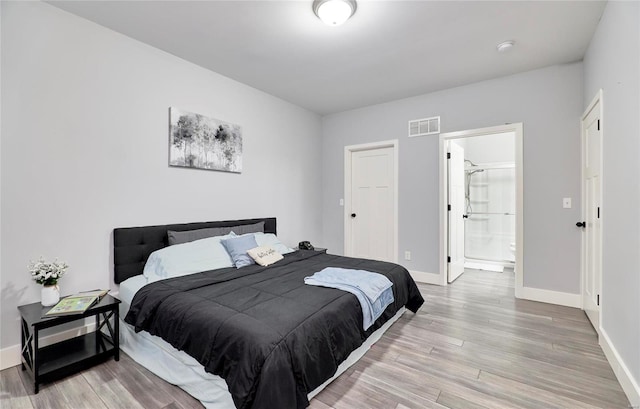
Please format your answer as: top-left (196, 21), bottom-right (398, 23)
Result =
top-left (1, 268), bottom-right (630, 408)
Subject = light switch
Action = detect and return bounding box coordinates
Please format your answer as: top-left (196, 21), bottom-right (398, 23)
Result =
top-left (563, 198), bottom-right (572, 209)
top-left (339, 198), bottom-right (344, 206)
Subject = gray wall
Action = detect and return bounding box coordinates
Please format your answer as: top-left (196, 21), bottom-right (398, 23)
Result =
top-left (322, 63), bottom-right (583, 293)
top-left (0, 2), bottom-right (322, 350)
top-left (583, 0), bottom-right (640, 389)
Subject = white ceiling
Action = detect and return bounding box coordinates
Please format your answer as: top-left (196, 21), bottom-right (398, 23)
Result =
top-left (49, 0), bottom-right (606, 115)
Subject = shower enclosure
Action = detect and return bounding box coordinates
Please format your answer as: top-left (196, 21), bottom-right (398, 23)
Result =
top-left (464, 162), bottom-right (516, 264)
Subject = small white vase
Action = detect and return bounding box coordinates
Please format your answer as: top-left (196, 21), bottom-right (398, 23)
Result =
top-left (41, 285), bottom-right (60, 307)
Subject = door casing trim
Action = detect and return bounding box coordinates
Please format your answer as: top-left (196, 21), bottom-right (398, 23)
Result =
top-left (439, 124), bottom-right (524, 297)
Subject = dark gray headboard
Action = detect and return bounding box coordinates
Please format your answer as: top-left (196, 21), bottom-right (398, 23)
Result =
top-left (113, 217), bottom-right (277, 284)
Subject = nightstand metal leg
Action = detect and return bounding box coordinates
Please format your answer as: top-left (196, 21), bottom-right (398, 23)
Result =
top-left (33, 327), bottom-right (39, 394)
top-left (114, 309), bottom-right (120, 361)
top-left (20, 318), bottom-right (26, 370)
top-left (96, 314), bottom-right (100, 353)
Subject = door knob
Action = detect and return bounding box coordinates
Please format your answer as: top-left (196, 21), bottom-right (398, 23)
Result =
top-left (351, 213), bottom-right (357, 218)
top-left (576, 221), bottom-right (586, 228)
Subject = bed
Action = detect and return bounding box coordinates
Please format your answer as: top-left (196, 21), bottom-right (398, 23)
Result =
top-left (114, 217), bottom-right (424, 409)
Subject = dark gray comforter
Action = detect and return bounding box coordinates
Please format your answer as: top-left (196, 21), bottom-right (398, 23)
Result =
top-left (125, 250), bottom-right (424, 409)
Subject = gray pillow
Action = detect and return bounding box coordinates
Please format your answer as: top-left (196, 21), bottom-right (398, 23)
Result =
top-left (167, 221), bottom-right (265, 245)
top-left (232, 221), bottom-right (265, 236)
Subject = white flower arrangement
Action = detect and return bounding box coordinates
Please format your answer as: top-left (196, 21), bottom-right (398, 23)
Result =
top-left (28, 257), bottom-right (69, 286)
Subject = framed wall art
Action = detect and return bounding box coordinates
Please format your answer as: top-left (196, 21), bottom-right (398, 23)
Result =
top-left (169, 107), bottom-right (242, 173)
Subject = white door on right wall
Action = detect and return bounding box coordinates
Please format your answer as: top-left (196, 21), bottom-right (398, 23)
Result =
top-left (582, 95), bottom-right (602, 332)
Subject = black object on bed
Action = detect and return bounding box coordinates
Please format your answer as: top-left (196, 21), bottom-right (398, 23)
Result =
top-left (125, 250), bottom-right (424, 409)
top-left (113, 217), bottom-right (276, 284)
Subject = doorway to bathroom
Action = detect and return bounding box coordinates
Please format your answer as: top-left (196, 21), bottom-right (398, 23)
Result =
top-left (439, 124), bottom-right (524, 298)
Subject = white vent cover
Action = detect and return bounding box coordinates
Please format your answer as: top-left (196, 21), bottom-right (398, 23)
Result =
top-left (408, 116), bottom-right (440, 137)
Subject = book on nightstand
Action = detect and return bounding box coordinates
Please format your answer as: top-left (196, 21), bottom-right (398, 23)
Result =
top-left (43, 289), bottom-right (110, 317)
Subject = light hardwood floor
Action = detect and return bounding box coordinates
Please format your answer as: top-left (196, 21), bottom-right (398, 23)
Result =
top-left (1, 269), bottom-right (631, 409)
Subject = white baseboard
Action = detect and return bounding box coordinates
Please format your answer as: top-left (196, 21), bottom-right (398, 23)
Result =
top-left (0, 344), bottom-right (21, 370)
top-left (600, 329), bottom-right (640, 407)
top-left (519, 286), bottom-right (581, 308)
top-left (0, 321), bottom-right (96, 371)
top-left (409, 270), bottom-right (442, 285)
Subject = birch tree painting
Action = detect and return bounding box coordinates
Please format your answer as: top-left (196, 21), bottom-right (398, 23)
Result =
top-left (169, 107), bottom-right (242, 173)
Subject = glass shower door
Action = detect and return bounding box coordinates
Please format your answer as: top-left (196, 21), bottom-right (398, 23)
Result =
top-left (464, 166), bottom-right (515, 263)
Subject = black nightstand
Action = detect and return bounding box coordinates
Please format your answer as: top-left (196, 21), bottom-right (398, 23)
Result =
top-left (18, 294), bottom-right (121, 393)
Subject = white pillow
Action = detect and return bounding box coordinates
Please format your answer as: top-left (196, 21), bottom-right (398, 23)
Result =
top-left (247, 246), bottom-right (284, 267)
top-left (143, 233), bottom-right (235, 283)
top-left (253, 232), bottom-right (295, 255)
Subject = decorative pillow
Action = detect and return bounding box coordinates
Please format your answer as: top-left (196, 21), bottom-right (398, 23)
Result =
top-left (253, 232), bottom-right (295, 255)
top-left (221, 234), bottom-right (259, 269)
top-left (168, 227), bottom-right (230, 245)
top-left (247, 246), bottom-right (284, 267)
top-left (168, 222), bottom-right (265, 245)
top-left (233, 221), bottom-right (265, 236)
top-left (143, 233), bottom-right (235, 283)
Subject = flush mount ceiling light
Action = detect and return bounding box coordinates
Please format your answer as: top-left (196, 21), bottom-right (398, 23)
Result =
top-left (496, 40), bottom-right (515, 53)
top-left (313, 0), bottom-right (357, 26)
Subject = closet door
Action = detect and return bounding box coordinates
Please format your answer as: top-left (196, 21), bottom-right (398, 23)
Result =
top-left (347, 146), bottom-right (396, 262)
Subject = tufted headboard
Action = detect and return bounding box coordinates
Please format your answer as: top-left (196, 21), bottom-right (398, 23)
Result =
top-left (113, 217), bottom-right (277, 284)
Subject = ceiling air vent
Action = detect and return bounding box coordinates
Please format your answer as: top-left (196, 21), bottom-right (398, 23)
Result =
top-left (408, 116), bottom-right (440, 137)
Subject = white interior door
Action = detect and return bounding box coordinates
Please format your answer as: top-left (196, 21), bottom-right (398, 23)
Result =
top-left (448, 142), bottom-right (465, 282)
top-left (348, 146), bottom-right (395, 262)
top-left (582, 98), bottom-right (602, 330)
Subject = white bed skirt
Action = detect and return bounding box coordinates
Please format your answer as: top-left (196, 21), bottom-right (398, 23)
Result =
top-left (119, 306), bottom-right (406, 408)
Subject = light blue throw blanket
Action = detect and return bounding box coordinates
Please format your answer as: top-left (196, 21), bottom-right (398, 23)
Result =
top-left (304, 267), bottom-right (394, 330)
